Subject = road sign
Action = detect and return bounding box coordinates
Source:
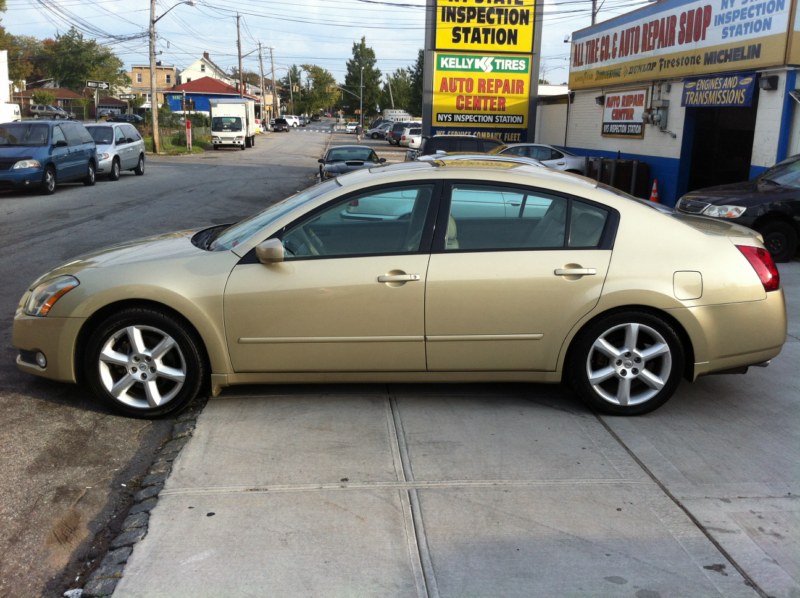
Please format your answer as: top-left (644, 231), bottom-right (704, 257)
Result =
top-left (119, 94), bottom-right (136, 100)
top-left (86, 80), bottom-right (110, 90)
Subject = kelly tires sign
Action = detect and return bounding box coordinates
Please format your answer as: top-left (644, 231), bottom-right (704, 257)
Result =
top-left (432, 52), bottom-right (532, 143)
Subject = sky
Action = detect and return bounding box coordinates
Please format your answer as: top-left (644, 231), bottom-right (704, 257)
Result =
top-left (1, 0), bottom-right (653, 87)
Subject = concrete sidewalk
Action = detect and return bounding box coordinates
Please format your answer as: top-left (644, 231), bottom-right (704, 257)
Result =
top-left (107, 263), bottom-right (800, 598)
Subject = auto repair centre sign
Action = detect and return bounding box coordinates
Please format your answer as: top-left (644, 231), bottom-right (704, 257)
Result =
top-left (428, 0), bottom-right (537, 142)
top-left (569, 0), bottom-right (792, 89)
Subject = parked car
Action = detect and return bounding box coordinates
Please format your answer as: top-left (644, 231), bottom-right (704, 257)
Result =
top-left (407, 134), bottom-right (504, 161)
top-left (386, 121), bottom-right (419, 145)
top-left (12, 161), bottom-right (786, 418)
top-left (399, 126), bottom-right (421, 147)
top-left (493, 143), bottom-right (586, 174)
top-left (318, 145), bottom-right (385, 180)
top-left (345, 122), bottom-right (359, 134)
top-left (367, 122), bottom-right (392, 139)
top-left (29, 104), bottom-right (73, 119)
top-left (108, 113), bottom-right (144, 124)
top-left (272, 118), bottom-right (290, 132)
top-left (0, 120), bottom-right (96, 194)
top-left (283, 115), bottom-right (300, 127)
top-left (675, 154), bottom-right (800, 262)
top-left (85, 122), bottom-right (146, 180)
top-left (407, 129), bottom-right (423, 150)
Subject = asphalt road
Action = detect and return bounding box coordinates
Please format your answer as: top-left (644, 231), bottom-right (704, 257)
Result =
top-left (0, 126), bottom-right (335, 597)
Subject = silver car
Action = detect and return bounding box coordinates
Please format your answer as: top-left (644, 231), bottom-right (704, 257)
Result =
top-left (494, 143), bottom-right (586, 174)
top-left (85, 122), bottom-right (145, 180)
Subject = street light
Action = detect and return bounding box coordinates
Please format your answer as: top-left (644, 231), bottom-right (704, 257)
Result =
top-left (150, 0), bottom-right (195, 154)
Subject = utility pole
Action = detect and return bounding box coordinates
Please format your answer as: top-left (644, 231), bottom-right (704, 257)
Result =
top-left (269, 47), bottom-right (277, 117)
top-left (236, 14), bottom-right (244, 96)
top-left (387, 76), bottom-right (394, 109)
top-left (258, 42), bottom-right (265, 120)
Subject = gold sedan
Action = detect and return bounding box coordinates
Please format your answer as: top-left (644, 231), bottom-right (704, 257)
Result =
top-left (13, 160), bottom-right (787, 418)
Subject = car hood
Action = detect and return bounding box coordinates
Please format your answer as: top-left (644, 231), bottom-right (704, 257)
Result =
top-left (30, 229), bottom-right (206, 284)
top-left (680, 179), bottom-right (797, 205)
top-left (0, 146), bottom-right (40, 159)
top-left (93, 142), bottom-right (113, 152)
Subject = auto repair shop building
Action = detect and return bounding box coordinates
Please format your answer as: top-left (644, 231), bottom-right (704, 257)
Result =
top-left (566, 0), bottom-right (799, 205)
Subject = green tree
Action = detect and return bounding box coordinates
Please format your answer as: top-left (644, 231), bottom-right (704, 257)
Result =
top-left (344, 37), bottom-right (381, 123)
top-left (0, 33), bottom-right (46, 87)
top-left (408, 49), bottom-right (424, 117)
top-left (41, 27), bottom-right (128, 92)
top-left (300, 64), bottom-right (339, 115)
top-left (280, 64), bottom-right (303, 114)
top-left (31, 90), bottom-right (55, 105)
top-left (382, 68), bottom-right (413, 115)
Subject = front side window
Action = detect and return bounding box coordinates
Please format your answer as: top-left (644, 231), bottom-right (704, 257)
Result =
top-left (115, 126), bottom-right (127, 144)
top-left (281, 184), bottom-right (435, 259)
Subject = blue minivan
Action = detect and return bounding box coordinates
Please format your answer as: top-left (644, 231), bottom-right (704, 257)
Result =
top-left (0, 120), bottom-right (97, 194)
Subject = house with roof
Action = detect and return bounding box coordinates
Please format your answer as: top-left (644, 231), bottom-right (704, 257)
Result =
top-left (11, 87), bottom-right (84, 118)
top-left (164, 76), bottom-right (259, 115)
top-left (127, 63), bottom-right (178, 110)
top-left (180, 52), bottom-right (232, 87)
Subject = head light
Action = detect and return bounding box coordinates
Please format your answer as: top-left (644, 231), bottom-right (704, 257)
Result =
top-left (13, 159), bottom-right (42, 170)
top-left (702, 204), bottom-right (747, 218)
top-left (24, 275), bottom-right (79, 316)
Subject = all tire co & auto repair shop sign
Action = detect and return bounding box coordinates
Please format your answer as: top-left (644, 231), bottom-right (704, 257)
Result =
top-left (428, 0), bottom-right (539, 143)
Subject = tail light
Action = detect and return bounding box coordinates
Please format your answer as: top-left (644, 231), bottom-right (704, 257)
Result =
top-left (737, 245), bottom-right (780, 292)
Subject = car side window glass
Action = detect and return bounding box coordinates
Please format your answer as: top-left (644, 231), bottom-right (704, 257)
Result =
top-left (569, 201), bottom-right (608, 248)
top-left (115, 127), bottom-right (127, 144)
top-left (281, 184), bottom-right (435, 259)
top-left (52, 126), bottom-right (67, 146)
top-left (445, 184), bottom-right (567, 251)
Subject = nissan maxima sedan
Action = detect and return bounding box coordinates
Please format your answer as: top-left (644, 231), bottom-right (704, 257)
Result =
top-left (13, 161), bottom-right (786, 418)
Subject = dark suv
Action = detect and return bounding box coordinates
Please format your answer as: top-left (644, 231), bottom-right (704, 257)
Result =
top-left (272, 118), bottom-right (289, 132)
top-left (386, 121), bottom-right (419, 146)
top-left (406, 135), bottom-right (504, 161)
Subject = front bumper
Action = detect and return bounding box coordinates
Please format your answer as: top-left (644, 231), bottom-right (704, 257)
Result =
top-left (0, 167), bottom-right (45, 190)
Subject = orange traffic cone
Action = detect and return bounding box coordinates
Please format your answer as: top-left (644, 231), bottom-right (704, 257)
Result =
top-left (649, 179), bottom-right (660, 203)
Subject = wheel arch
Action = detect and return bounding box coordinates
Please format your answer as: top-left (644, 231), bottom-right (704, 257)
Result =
top-left (561, 304), bottom-right (695, 382)
top-left (74, 299), bottom-right (214, 387)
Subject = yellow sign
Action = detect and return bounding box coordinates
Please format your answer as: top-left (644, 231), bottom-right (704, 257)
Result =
top-left (432, 52), bottom-right (530, 142)
top-left (569, 0), bottom-right (791, 90)
top-left (435, 0), bottom-right (536, 54)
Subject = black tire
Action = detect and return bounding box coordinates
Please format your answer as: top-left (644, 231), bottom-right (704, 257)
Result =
top-left (213, 145), bottom-right (219, 150)
top-left (134, 154), bottom-right (145, 176)
top-left (757, 220), bottom-right (797, 263)
top-left (41, 166), bottom-right (56, 195)
top-left (109, 158), bottom-right (121, 181)
top-left (567, 311), bottom-right (684, 415)
top-left (84, 307), bottom-right (207, 418)
top-left (250, 135), bottom-right (255, 148)
top-left (83, 161), bottom-right (96, 186)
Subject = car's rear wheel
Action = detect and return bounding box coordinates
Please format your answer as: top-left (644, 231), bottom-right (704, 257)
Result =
top-left (134, 154), bottom-right (145, 176)
top-left (83, 162), bottom-right (96, 186)
top-left (109, 158), bottom-right (121, 181)
top-left (41, 166), bottom-right (56, 195)
top-left (758, 220), bottom-right (797, 263)
top-left (568, 311), bottom-right (684, 415)
top-left (84, 307), bottom-right (206, 418)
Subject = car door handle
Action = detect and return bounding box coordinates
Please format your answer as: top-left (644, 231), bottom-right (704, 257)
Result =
top-left (555, 268), bottom-right (596, 276)
top-left (377, 274), bottom-right (420, 283)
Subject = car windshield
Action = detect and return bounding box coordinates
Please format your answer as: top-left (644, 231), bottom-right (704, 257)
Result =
top-left (208, 178), bottom-right (340, 251)
top-left (759, 156), bottom-right (800, 188)
top-left (0, 123), bottom-right (49, 146)
top-left (87, 126), bottom-right (114, 144)
top-left (326, 148), bottom-right (375, 162)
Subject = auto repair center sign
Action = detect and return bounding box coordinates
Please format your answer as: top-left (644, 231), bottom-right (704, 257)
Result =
top-left (428, 0), bottom-right (537, 142)
top-left (602, 89), bottom-right (647, 137)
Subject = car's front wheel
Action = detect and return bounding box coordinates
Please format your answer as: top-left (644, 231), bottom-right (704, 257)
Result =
top-left (568, 311), bottom-right (684, 415)
top-left (758, 220), bottom-right (797, 263)
top-left (84, 307), bottom-right (207, 418)
top-left (109, 158), bottom-right (121, 181)
top-left (41, 166), bottom-right (56, 195)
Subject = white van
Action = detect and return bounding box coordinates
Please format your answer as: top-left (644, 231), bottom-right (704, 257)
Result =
top-left (283, 115), bottom-right (300, 128)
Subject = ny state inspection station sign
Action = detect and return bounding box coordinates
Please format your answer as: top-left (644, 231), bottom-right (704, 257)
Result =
top-left (428, 0), bottom-right (538, 142)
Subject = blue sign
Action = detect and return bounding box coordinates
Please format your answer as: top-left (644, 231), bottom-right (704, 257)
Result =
top-left (682, 73), bottom-right (755, 108)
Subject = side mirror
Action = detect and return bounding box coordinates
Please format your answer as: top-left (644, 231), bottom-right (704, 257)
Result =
top-left (54, 140), bottom-right (68, 148)
top-left (317, 158), bottom-right (324, 164)
top-left (378, 158), bottom-right (386, 163)
top-left (255, 238), bottom-right (285, 264)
